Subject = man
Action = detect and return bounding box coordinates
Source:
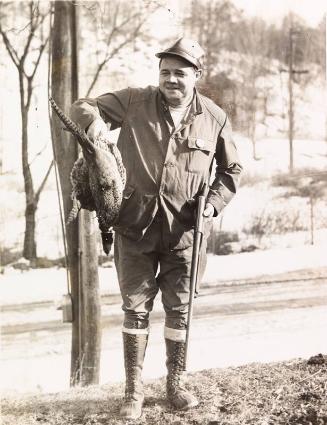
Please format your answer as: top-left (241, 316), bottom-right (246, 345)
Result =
top-left (71, 38), bottom-right (242, 419)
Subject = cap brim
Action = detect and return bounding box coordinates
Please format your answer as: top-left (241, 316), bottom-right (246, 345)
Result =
top-left (155, 51), bottom-right (201, 69)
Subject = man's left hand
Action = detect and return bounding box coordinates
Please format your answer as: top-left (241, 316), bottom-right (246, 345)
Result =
top-left (203, 203), bottom-right (215, 218)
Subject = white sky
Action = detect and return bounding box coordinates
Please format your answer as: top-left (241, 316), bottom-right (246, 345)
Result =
top-left (160, 0), bottom-right (326, 29)
top-left (151, 0), bottom-right (326, 42)
top-left (229, 0), bottom-right (326, 27)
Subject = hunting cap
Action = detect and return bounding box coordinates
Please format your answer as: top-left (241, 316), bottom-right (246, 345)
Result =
top-left (156, 37), bottom-right (205, 69)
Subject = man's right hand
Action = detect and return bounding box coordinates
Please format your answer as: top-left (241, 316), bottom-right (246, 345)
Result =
top-left (87, 119), bottom-right (109, 141)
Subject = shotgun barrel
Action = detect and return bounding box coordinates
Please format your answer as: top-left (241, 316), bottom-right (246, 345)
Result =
top-left (184, 182), bottom-right (209, 370)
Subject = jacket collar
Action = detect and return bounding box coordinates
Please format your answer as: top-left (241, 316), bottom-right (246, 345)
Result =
top-left (158, 87), bottom-right (203, 116)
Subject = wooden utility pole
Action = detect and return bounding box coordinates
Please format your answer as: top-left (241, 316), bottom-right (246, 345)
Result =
top-left (51, 0), bottom-right (101, 387)
top-left (288, 28), bottom-right (294, 174)
top-left (51, 1), bottom-right (80, 384)
top-left (309, 195), bottom-right (314, 245)
top-left (281, 27), bottom-right (308, 174)
top-left (71, 0), bottom-right (101, 388)
top-left (78, 209), bottom-right (101, 385)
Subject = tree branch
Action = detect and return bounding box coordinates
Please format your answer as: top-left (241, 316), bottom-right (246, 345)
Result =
top-left (20, 3), bottom-right (37, 66)
top-left (29, 36), bottom-right (49, 80)
top-left (104, 3), bottom-right (120, 51)
top-left (110, 15), bottom-right (148, 58)
top-left (21, 2), bottom-right (49, 68)
top-left (35, 160), bottom-right (54, 204)
top-left (0, 22), bottom-right (20, 67)
top-left (101, 7), bottom-right (140, 60)
top-left (86, 12), bottom-right (150, 97)
top-left (26, 76), bottom-right (33, 110)
top-left (28, 142), bottom-right (49, 167)
top-left (86, 60), bottom-right (106, 97)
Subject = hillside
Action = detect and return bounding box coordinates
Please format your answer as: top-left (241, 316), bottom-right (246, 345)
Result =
top-left (2, 356), bottom-right (327, 425)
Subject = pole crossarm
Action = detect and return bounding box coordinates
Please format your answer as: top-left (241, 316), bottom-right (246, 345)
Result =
top-left (279, 68), bottom-right (309, 74)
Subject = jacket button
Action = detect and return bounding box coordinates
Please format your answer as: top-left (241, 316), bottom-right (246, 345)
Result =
top-left (196, 138), bottom-right (205, 148)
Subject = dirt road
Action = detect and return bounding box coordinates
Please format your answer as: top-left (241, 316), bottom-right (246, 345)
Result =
top-left (1, 277), bottom-right (327, 394)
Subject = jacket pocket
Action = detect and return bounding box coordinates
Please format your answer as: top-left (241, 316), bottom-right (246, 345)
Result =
top-left (187, 137), bottom-right (216, 173)
top-left (187, 137), bottom-right (216, 152)
top-left (116, 186), bottom-right (157, 235)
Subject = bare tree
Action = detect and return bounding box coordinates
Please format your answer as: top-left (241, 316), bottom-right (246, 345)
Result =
top-left (184, 3), bottom-right (273, 157)
top-left (79, 0), bottom-right (162, 96)
top-left (184, 0), bottom-right (239, 82)
top-left (0, 1), bottom-right (52, 260)
top-left (231, 17), bottom-right (275, 160)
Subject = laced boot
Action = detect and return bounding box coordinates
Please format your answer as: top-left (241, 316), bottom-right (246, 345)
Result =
top-left (165, 338), bottom-right (199, 410)
top-left (119, 332), bottom-right (148, 419)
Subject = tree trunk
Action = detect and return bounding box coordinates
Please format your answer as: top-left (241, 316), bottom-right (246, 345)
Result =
top-left (1, 4), bottom-right (52, 261)
top-left (309, 196), bottom-right (314, 245)
top-left (24, 201), bottom-right (37, 259)
top-left (20, 74), bottom-right (37, 260)
top-left (250, 114), bottom-right (258, 161)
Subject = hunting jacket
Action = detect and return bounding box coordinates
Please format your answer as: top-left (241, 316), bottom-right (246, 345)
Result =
top-left (71, 86), bottom-right (242, 249)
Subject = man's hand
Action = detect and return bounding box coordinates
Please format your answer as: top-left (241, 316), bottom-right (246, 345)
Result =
top-left (87, 118), bottom-right (109, 141)
top-left (203, 202), bottom-right (215, 218)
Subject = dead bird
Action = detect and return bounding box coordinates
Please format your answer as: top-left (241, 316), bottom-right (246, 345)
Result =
top-left (49, 97), bottom-right (126, 255)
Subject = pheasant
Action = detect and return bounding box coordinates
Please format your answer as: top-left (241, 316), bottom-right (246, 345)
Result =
top-left (49, 97), bottom-right (126, 255)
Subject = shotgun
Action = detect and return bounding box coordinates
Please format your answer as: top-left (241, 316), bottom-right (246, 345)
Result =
top-left (184, 182), bottom-right (210, 370)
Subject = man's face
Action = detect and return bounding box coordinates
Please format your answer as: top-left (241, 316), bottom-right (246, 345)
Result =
top-left (159, 56), bottom-right (202, 106)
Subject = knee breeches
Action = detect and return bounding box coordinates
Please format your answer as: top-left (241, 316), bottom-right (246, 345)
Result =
top-left (114, 218), bottom-right (207, 333)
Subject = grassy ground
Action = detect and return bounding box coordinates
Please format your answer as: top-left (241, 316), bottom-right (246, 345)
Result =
top-left (2, 356), bottom-right (326, 425)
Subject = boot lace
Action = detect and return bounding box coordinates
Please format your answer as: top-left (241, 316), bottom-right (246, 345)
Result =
top-left (167, 341), bottom-right (185, 393)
